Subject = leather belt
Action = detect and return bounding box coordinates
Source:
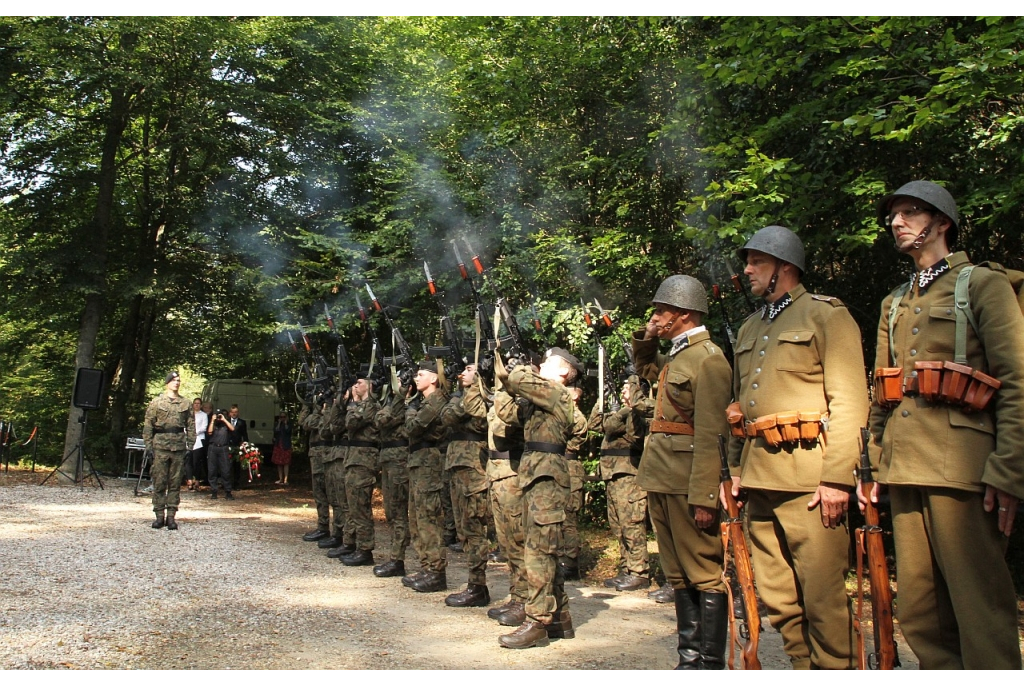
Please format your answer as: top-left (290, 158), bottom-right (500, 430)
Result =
top-left (565, 450), bottom-right (579, 461)
top-left (153, 427), bottom-right (183, 434)
top-left (449, 431), bottom-right (487, 442)
top-left (309, 441), bottom-right (332, 448)
top-left (650, 419), bottom-right (695, 435)
top-left (381, 440), bottom-right (407, 449)
top-left (347, 440), bottom-right (377, 449)
top-left (489, 449), bottom-right (523, 461)
top-left (524, 441), bottom-right (566, 455)
top-left (408, 440), bottom-right (438, 452)
top-left (601, 448), bottom-right (642, 457)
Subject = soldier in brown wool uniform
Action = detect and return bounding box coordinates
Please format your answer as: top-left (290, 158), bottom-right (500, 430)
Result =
top-left (440, 364), bottom-right (493, 608)
top-left (299, 401), bottom-right (331, 543)
top-left (401, 361), bottom-right (450, 593)
top-left (372, 381), bottom-right (412, 578)
top-left (143, 370), bottom-right (196, 530)
top-left (339, 377), bottom-right (381, 567)
top-left (726, 226), bottom-right (868, 670)
top-left (496, 348), bottom-right (587, 650)
top-left (633, 276), bottom-right (733, 669)
top-left (865, 181), bottom-right (1024, 669)
top-left (588, 377), bottom-right (650, 592)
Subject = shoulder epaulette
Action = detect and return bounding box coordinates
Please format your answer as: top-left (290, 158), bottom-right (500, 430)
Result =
top-left (810, 294), bottom-right (846, 307)
top-left (703, 341), bottom-right (718, 355)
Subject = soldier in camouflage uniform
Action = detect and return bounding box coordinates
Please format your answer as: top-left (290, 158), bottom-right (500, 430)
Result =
top-left (322, 395), bottom-right (354, 556)
top-left (486, 385), bottom-right (529, 627)
top-left (340, 377), bottom-right (380, 567)
top-left (589, 376), bottom-right (651, 591)
top-left (142, 371), bottom-right (196, 530)
top-left (498, 349), bottom-right (587, 649)
top-left (373, 381), bottom-right (412, 578)
top-left (441, 456), bottom-right (458, 549)
top-left (440, 364), bottom-right (492, 607)
top-left (299, 401), bottom-right (331, 542)
top-left (402, 361), bottom-right (450, 593)
top-left (559, 386), bottom-right (588, 581)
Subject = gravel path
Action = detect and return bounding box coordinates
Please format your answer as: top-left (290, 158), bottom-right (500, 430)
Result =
top-left (1, 474), bottom-right (917, 670)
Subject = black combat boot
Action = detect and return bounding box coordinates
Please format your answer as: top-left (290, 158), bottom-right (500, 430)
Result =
top-left (317, 536), bottom-right (342, 549)
top-left (152, 512), bottom-right (166, 529)
top-left (327, 543), bottom-right (356, 558)
top-left (401, 570), bottom-right (429, 587)
top-left (558, 557), bottom-right (581, 581)
top-left (545, 606), bottom-right (575, 640)
top-left (445, 583), bottom-right (490, 607)
top-left (373, 559), bottom-right (405, 578)
top-left (648, 583), bottom-right (675, 603)
top-left (487, 599), bottom-right (517, 621)
top-left (409, 571), bottom-right (447, 593)
top-left (603, 573), bottom-right (627, 588)
top-left (698, 592), bottom-right (728, 670)
top-left (165, 512), bottom-right (178, 531)
top-left (674, 587), bottom-right (701, 670)
top-left (303, 529), bottom-right (329, 542)
top-left (340, 549), bottom-right (374, 566)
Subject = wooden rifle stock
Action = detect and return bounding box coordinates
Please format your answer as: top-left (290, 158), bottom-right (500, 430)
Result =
top-left (717, 434), bottom-right (761, 670)
top-left (855, 428), bottom-right (899, 669)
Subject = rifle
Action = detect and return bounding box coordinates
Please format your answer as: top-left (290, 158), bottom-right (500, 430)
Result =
top-left (711, 284), bottom-right (738, 363)
top-left (299, 323), bottom-right (337, 402)
top-left (288, 329), bottom-right (325, 403)
top-left (592, 296), bottom-right (637, 377)
top-left (717, 434), bottom-right (762, 670)
top-left (364, 282), bottom-right (418, 387)
top-left (855, 428), bottom-right (900, 670)
top-left (323, 303), bottom-right (356, 397)
top-left (452, 238), bottom-right (501, 360)
top-left (423, 260), bottom-right (469, 384)
top-left (496, 297), bottom-right (542, 366)
top-left (356, 292), bottom-right (389, 395)
top-left (580, 300), bottom-right (620, 413)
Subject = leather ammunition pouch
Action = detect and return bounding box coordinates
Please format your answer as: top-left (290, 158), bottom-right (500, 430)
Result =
top-left (726, 401), bottom-right (746, 438)
top-left (733, 410), bottom-right (823, 446)
top-left (875, 361), bottom-right (1000, 413)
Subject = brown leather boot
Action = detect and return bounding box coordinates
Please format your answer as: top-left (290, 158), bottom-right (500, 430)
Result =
top-left (165, 512), bottom-right (178, 531)
top-left (445, 583), bottom-right (490, 607)
top-left (487, 599), bottom-right (517, 621)
top-left (546, 608), bottom-right (575, 639)
top-left (496, 602), bottom-right (526, 627)
top-left (401, 570), bottom-right (428, 587)
top-left (152, 512), bottom-right (165, 529)
top-left (498, 621), bottom-right (550, 649)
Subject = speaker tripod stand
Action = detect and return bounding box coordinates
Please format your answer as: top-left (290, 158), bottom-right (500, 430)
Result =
top-left (40, 411), bottom-right (104, 490)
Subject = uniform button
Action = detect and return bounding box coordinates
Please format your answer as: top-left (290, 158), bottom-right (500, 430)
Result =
top-left (912, 327), bottom-right (919, 335)
top-left (914, 307), bottom-right (921, 314)
top-left (755, 367), bottom-right (761, 373)
top-left (763, 335), bottom-right (769, 341)
top-left (910, 370), bottom-right (918, 377)
top-left (910, 349), bottom-right (917, 356)
top-left (759, 351), bottom-right (765, 357)
top-left (901, 410), bottom-right (910, 417)
top-left (945, 309), bottom-right (953, 315)
top-left (749, 400), bottom-right (756, 407)
top-left (707, 493), bottom-right (715, 500)
top-left (752, 383), bottom-right (759, 389)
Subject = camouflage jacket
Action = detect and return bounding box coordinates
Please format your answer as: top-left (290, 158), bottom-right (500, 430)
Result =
top-left (374, 394), bottom-right (409, 465)
top-left (143, 392), bottom-right (196, 453)
top-left (441, 384), bottom-right (489, 471)
top-left (322, 400), bottom-right (348, 464)
top-left (405, 389), bottom-right (449, 469)
top-left (589, 403), bottom-right (640, 479)
top-left (487, 389), bottom-right (523, 481)
top-left (345, 397), bottom-right (381, 469)
top-left (300, 403), bottom-right (329, 472)
top-left (504, 366), bottom-right (582, 489)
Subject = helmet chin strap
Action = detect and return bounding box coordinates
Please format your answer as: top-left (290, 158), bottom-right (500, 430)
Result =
top-left (765, 265), bottom-right (781, 296)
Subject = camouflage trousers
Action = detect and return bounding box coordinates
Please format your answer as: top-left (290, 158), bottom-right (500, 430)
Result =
top-left (151, 449), bottom-right (186, 513)
top-left (380, 460), bottom-right (410, 561)
top-left (408, 461), bottom-right (446, 573)
top-left (450, 465), bottom-right (490, 586)
top-left (345, 464), bottom-right (377, 551)
top-left (490, 472), bottom-right (527, 603)
top-left (523, 475), bottom-right (569, 625)
top-left (561, 459), bottom-right (585, 563)
top-left (311, 470), bottom-right (330, 532)
top-left (324, 459), bottom-right (351, 543)
top-left (607, 473), bottom-right (650, 576)
top-left (441, 465), bottom-right (456, 542)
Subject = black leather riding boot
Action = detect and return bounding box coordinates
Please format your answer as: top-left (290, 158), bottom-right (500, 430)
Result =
top-left (698, 591), bottom-right (729, 670)
top-left (674, 587), bottom-right (701, 670)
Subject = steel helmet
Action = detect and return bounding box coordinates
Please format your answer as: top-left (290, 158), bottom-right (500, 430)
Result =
top-left (877, 180), bottom-right (959, 245)
top-left (738, 225), bottom-right (805, 273)
top-left (651, 275), bottom-right (708, 314)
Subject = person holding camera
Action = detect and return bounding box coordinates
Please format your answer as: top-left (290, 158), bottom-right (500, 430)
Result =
top-left (207, 404), bottom-right (247, 500)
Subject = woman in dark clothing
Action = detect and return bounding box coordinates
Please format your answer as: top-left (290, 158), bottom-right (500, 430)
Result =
top-left (272, 412), bottom-right (293, 484)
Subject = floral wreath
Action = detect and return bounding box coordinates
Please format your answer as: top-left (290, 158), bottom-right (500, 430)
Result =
top-left (236, 441), bottom-right (263, 469)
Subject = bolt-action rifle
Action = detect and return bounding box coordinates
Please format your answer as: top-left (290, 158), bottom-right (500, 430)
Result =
top-left (364, 282), bottom-right (417, 387)
top-left (855, 428), bottom-right (899, 670)
top-left (711, 284), bottom-right (738, 363)
top-left (288, 328), bottom-right (328, 403)
top-left (592, 297), bottom-right (637, 377)
top-left (581, 299), bottom-right (621, 413)
top-left (718, 434), bottom-right (762, 670)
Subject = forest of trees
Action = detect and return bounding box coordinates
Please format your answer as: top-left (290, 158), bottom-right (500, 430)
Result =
top-left (2, 16), bottom-right (1023, 471)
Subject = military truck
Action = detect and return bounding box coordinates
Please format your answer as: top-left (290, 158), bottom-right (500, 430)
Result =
top-left (201, 379), bottom-right (282, 449)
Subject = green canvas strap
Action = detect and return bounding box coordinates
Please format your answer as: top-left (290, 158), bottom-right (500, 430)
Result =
top-left (887, 282), bottom-right (911, 365)
top-left (953, 265), bottom-right (978, 365)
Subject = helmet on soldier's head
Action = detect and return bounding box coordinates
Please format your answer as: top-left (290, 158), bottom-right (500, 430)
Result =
top-left (877, 180), bottom-right (959, 246)
top-left (737, 225), bottom-right (805, 274)
top-left (651, 275), bottom-right (708, 314)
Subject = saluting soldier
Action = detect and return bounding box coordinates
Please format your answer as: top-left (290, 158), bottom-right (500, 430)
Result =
top-left (402, 361), bottom-right (450, 593)
top-left (633, 276), bottom-right (732, 669)
top-left (726, 226), bottom-right (868, 670)
top-left (485, 381), bottom-right (529, 627)
top-left (865, 181), bottom-right (1024, 669)
top-left (497, 348), bottom-right (587, 649)
top-left (440, 364), bottom-right (493, 607)
top-left (298, 400), bottom-right (331, 543)
top-left (142, 370), bottom-right (196, 530)
top-left (589, 376), bottom-right (651, 592)
top-left (372, 381), bottom-right (412, 578)
top-left (340, 377), bottom-right (381, 567)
